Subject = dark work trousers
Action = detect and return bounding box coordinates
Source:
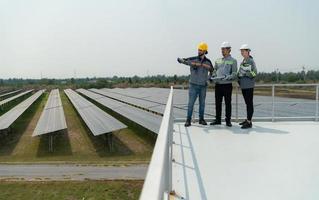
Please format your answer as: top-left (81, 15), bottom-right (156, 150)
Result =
top-left (241, 88), bottom-right (254, 121)
top-left (215, 83), bottom-right (232, 121)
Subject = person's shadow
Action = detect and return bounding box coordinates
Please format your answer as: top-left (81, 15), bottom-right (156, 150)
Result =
top-left (198, 123), bottom-right (290, 135)
top-left (231, 124), bottom-right (290, 135)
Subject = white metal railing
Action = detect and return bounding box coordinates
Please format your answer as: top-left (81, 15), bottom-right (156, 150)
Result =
top-left (180, 83), bottom-right (319, 122)
top-left (240, 83), bottom-right (319, 122)
top-left (140, 86), bottom-right (174, 200)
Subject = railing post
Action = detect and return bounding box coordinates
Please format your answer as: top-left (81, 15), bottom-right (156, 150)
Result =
top-left (236, 85), bottom-right (238, 122)
top-left (168, 87), bottom-right (174, 192)
top-left (316, 84), bottom-right (319, 121)
top-left (272, 85), bottom-right (275, 122)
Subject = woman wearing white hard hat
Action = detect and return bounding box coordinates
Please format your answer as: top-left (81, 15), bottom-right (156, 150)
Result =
top-left (237, 44), bottom-right (257, 129)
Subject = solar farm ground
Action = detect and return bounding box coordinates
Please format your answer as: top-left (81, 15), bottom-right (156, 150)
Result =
top-left (0, 90), bottom-right (153, 164)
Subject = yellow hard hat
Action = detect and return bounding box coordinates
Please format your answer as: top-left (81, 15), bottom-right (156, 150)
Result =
top-left (198, 42), bottom-right (208, 51)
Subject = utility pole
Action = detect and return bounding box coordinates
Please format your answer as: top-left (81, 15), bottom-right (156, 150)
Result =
top-left (276, 68), bottom-right (279, 83)
top-left (73, 69), bottom-right (77, 84)
top-left (302, 66), bottom-right (306, 81)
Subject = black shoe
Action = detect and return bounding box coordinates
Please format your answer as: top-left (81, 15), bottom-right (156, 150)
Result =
top-left (239, 119), bottom-right (248, 125)
top-left (226, 120), bottom-right (232, 127)
top-left (184, 119), bottom-right (191, 127)
top-left (241, 122), bottom-right (252, 129)
top-left (199, 119), bottom-right (207, 125)
top-left (210, 119), bottom-right (221, 125)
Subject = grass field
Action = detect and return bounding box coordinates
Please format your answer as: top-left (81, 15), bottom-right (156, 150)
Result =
top-left (0, 90), bottom-right (153, 164)
top-left (253, 86), bottom-right (317, 99)
top-left (0, 180), bottom-right (142, 200)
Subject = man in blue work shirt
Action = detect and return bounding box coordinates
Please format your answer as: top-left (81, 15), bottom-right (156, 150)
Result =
top-left (177, 42), bottom-right (213, 127)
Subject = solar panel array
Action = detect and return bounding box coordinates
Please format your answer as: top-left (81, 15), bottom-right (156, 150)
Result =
top-left (0, 89), bottom-right (34, 107)
top-left (32, 89), bottom-right (67, 137)
top-left (100, 87), bottom-right (318, 118)
top-left (0, 90), bottom-right (45, 131)
top-left (0, 89), bottom-right (22, 99)
top-left (77, 88), bottom-right (162, 134)
top-left (64, 89), bottom-right (126, 136)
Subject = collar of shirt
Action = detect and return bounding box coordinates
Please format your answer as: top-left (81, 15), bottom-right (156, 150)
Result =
top-left (223, 55), bottom-right (232, 60)
top-left (198, 55), bottom-right (208, 62)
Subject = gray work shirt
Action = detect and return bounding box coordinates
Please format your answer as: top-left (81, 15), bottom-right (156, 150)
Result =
top-left (213, 55), bottom-right (237, 84)
top-left (238, 57), bottom-right (257, 89)
top-left (183, 56), bottom-right (213, 86)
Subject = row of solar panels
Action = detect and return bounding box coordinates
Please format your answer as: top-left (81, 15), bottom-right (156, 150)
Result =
top-left (77, 89), bottom-right (163, 134)
top-left (0, 89), bottom-right (34, 107)
top-left (0, 89), bottom-right (22, 99)
top-left (0, 90), bottom-right (45, 131)
top-left (32, 89), bottom-right (67, 137)
top-left (64, 89), bottom-right (126, 135)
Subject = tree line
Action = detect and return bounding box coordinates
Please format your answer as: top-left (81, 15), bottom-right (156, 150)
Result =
top-left (0, 69), bottom-right (318, 89)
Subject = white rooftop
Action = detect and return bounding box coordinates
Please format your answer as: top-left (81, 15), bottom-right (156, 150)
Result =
top-left (171, 121), bottom-right (319, 200)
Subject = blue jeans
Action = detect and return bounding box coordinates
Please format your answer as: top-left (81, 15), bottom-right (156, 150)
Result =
top-left (187, 83), bottom-right (207, 120)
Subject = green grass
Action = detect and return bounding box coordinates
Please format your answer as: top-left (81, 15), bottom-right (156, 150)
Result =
top-left (0, 90), bottom-right (153, 164)
top-left (0, 180), bottom-right (143, 200)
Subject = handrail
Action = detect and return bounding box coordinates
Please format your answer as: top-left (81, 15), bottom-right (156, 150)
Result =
top-left (174, 83), bottom-right (319, 89)
top-left (252, 83), bottom-right (319, 122)
top-left (188, 83), bottom-right (319, 122)
top-left (140, 86), bottom-right (174, 200)
top-left (254, 83), bottom-right (319, 87)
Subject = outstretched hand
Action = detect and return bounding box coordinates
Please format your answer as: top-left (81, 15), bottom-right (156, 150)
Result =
top-left (177, 58), bottom-right (184, 64)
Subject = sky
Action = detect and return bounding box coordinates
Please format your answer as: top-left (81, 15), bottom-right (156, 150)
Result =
top-left (0, 0), bottom-right (318, 79)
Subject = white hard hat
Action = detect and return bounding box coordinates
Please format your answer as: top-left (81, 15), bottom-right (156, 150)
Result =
top-left (240, 44), bottom-right (251, 50)
top-left (221, 41), bottom-right (231, 48)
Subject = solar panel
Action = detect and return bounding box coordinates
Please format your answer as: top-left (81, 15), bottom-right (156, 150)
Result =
top-left (78, 88), bottom-right (162, 134)
top-left (0, 89), bottom-right (22, 98)
top-left (0, 89), bottom-right (34, 106)
top-left (0, 90), bottom-right (45, 131)
top-left (64, 89), bottom-right (126, 136)
top-left (32, 89), bottom-right (67, 137)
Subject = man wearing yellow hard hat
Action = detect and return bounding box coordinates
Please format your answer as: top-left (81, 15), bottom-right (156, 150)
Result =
top-left (177, 42), bottom-right (213, 127)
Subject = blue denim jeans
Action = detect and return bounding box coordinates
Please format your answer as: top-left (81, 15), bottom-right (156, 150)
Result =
top-left (187, 83), bottom-right (207, 120)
